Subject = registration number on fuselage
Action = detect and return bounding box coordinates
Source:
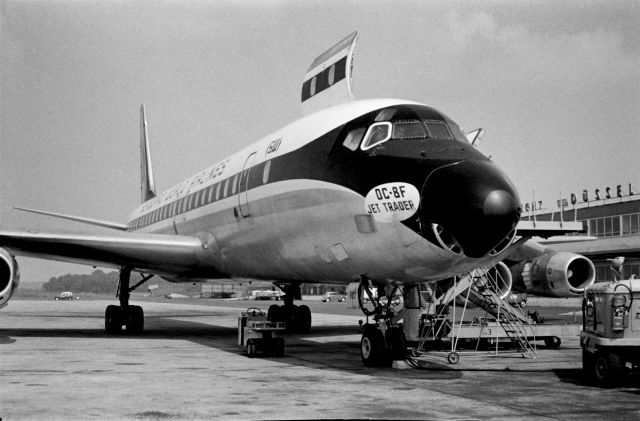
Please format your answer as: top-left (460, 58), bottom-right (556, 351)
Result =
top-left (365, 182), bottom-right (420, 223)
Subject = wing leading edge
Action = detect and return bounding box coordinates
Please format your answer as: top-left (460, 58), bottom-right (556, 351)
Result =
top-left (0, 230), bottom-right (225, 280)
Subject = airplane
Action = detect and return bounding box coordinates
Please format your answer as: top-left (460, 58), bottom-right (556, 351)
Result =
top-left (0, 31), bottom-right (595, 366)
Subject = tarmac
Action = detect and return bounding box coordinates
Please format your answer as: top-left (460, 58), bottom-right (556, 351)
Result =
top-left (1, 298), bottom-right (639, 420)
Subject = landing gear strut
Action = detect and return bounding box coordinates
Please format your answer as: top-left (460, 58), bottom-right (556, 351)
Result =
top-left (266, 284), bottom-right (311, 333)
top-left (358, 278), bottom-right (407, 367)
top-left (105, 267), bottom-right (153, 334)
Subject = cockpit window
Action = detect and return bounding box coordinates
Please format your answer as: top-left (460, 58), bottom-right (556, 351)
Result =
top-left (361, 122), bottom-right (392, 150)
top-left (343, 127), bottom-right (366, 151)
top-left (424, 120), bottom-right (453, 140)
top-left (392, 121), bottom-right (427, 139)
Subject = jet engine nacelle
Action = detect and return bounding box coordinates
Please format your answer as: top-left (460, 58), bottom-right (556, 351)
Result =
top-left (509, 252), bottom-right (595, 298)
top-left (487, 261), bottom-right (514, 299)
top-left (0, 248), bottom-right (20, 309)
top-left (453, 262), bottom-right (513, 307)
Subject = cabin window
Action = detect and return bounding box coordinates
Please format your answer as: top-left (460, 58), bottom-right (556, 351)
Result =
top-left (263, 160), bottom-right (271, 184)
top-left (343, 127), bottom-right (366, 151)
top-left (223, 179), bottom-right (229, 198)
top-left (328, 65), bottom-right (335, 85)
top-left (231, 175), bottom-right (238, 195)
top-left (208, 185), bottom-right (214, 203)
top-left (310, 76), bottom-right (316, 96)
top-left (361, 122), bottom-right (392, 150)
top-left (424, 120), bottom-right (453, 140)
top-left (392, 121), bottom-right (427, 139)
top-left (215, 183), bottom-right (221, 200)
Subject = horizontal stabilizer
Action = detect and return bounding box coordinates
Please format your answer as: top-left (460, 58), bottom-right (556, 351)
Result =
top-left (14, 207), bottom-right (129, 231)
top-left (301, 31), bottom-right (357, 116)
top-left (516, 220), bottom-right (585, 238)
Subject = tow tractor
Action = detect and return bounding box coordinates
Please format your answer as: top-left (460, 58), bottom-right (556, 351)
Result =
top-left (581, 277), bottom-right (640, 385)
top-left (238, 307), bottom-right (286, 358)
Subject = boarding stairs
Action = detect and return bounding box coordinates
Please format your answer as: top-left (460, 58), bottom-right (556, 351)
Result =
top-left (419, 266), bottom-right (536, 359)
top-left (466, 267), bottom-right (537, 358)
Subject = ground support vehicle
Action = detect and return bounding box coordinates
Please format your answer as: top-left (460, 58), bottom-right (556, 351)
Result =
top-left (581, 278), bottom-right (640, 385)
top-left (238, 307), bottom-right (286, 358)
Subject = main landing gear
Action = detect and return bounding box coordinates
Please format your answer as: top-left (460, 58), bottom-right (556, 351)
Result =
top-left (358, 278), bottom-right (408, 367)
top-left (266, 284), bottom-right (312, 333)
top-left (105, 267), bottom-right (153, 334)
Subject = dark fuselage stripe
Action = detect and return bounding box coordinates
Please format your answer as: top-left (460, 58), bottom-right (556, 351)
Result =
top-left (130, 103), bottom-right (485, 238)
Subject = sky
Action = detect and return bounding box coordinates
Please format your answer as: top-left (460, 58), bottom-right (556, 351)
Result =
top-left (1, 0), bottom-right (639, 284)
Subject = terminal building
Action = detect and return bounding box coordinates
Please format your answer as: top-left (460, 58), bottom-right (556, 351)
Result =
top-left (529, 192), bottom-right (640, 282)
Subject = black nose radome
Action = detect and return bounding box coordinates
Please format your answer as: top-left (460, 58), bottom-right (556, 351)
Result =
top-left (421, 160), bottom-right (521, 258)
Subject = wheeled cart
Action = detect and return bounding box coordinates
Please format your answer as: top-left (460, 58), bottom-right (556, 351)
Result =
top-left (581, 279), bottom-right (640, 385)
top-left (238, 307), bottom-right (286, 358)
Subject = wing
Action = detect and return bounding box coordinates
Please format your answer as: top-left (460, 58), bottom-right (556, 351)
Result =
top-left (0, 229), bottom-right (225, 279)
top-left (515, 220), bottom-right (585, 238)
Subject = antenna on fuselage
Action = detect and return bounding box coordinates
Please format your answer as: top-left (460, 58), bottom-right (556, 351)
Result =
top-left (140, 104), bottom-right (156, 203)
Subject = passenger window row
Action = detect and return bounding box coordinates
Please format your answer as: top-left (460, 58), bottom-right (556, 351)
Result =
top-left (129, 159), bottom-right (272, 230)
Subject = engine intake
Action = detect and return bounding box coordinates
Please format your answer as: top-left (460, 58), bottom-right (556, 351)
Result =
top-left (0, 248), bottom-right (20, 309)
top-left (510, 252), bottom-right (595, 297)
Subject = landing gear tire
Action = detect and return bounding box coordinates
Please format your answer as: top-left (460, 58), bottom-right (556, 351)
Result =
top-left (295, 305), bottom-right (312, 333)
top-left (267, 304), bottom-right (281, 322)
top-left (105, 305), bottom-right (123, 334)
top-left (361, 327), bottom-right (389, 367)
top-left (447, 352), bottom-right (460, 365)
top-left (126, 305), bottom-right (144, 334)
top-left (386, 326), bottom-right (407, 361)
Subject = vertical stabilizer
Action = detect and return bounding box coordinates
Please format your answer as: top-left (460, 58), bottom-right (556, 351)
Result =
top-left (140, 104), bottom-right (156, 203)
top-left (301, 31), bottom-right (358, 116)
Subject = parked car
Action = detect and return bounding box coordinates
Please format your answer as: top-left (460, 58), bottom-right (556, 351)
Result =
top-left (506, 292), bottom-right (527, 308)
top-left (322, 291), bottom-right (346, 302)
top-left (55, 291), bottom-right (78, 301)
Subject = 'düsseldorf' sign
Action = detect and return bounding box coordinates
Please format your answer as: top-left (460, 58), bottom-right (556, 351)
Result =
top-left (569, 183), bottom-right (635, 205)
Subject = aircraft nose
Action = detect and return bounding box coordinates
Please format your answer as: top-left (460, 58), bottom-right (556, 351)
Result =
top-left (421, 160), bottom-right (521, 258)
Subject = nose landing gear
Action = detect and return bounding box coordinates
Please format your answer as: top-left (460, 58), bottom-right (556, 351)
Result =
top-left (357, 278), bottom-right (407, 367)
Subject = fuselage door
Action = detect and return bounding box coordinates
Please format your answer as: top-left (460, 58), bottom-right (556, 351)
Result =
top-left (238, 152), bottom-right (257, 217)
